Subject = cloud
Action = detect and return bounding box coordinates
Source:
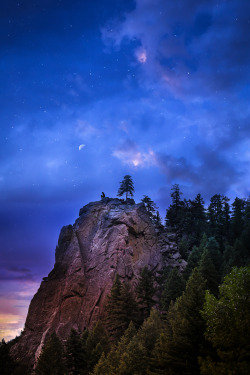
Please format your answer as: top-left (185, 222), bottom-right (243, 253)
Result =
top-left (0, 313), bottom-right (24, 342)
top-left (102, 0), bottom-right (250, 100)
top-left (0, 267), bottom-right (34, 282)
top-left (155, 153), bottom-right (199, 184)
top-left (153, 143), bottom-right (244, 199)
top-left (135, 47), bottom-right (147, 63)
top-left (0, 278), bottom-right (40, 341)
top-left (112, 139), bottom-right (156, 167)
top-left (75, 120), bottom-right (100, 139)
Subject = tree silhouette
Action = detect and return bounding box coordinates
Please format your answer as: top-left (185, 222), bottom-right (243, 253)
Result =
top-left (117, 175), bottom-right (134, 200)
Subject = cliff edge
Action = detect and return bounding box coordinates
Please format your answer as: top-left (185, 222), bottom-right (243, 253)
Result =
top-left (11, 198), bottom-right (185, 365)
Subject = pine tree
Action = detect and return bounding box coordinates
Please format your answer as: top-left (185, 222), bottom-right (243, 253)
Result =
top-left (92, 322), bottom-right (137, 375)
top-left (118, 282), bottom-right (139, 331)
top-left (205, 237), bottom-right (222, 276)
top-left (165, 184), bottom-right (185, 236)
top-left (238, 221), bottom-right (250, 265)
top-left (160, 267), bottom-right (185, 310)
top-left (208, 195), bottom-right (230, 249)
top-left (91, 352), bottom-right (111, 375)
top-left (141, 195), bottom-right (157, 218)
top-left (222, 196), bottom-right (231, 240)
top-left (117, 175), bottom-right (134, 200)
top-left (80, 329), bottom-right (90, 375)
top-left (178, 237), bottom-right (189, 260)
top-left (180, 193), bottom-right (206, 247)
top-left (190, 193), bottom-right (207, 242)
top-left (0, 339), bottom-right (16, 375)
top-left (35, 332), bottom-right (66, 375)
top-left (117, 310), bottom-right (162, 375)
top-left (105, 275), bottom-right (138, 341)
top-left (117, 335), bottom-right (147, 375)
top-left (153, 268), bottom-right (207, 375)
top-left (198, 249), bottom-right (220, 295)
top-left (208, 194), bottom-right (224, 235)
top-left (136, 309), bottom-right (163, 360)
top-left (154, 210), bottom-right (164, 231)
top-left (66, 329), bottom-right (86, 375)
top-left (105, 274), bottom-right (122, 340)
top-left (231, 197), bottom-right (245, 242)
top-left (136, 266), bottom-right (156, 322)
top-left (85, 321), bottom-right (110, 373)
top-left (200, 266), bottom-right (250, 375)
top-left (184, 234), bottom-right (207, 280)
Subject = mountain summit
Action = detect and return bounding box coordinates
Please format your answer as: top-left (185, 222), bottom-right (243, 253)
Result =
top-left (11, 198), bottom-right (185, 365)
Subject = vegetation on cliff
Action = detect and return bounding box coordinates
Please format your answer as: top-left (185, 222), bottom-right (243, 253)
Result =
top-left (1, 182), bottom-right (250, 374)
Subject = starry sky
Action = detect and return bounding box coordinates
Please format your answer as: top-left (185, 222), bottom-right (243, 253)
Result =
top-left (0, 0), bottom-right (249, 341)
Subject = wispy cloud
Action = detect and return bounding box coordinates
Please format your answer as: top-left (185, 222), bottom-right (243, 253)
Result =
top-left (102, 0), bottom-right (250, 100)
top-left (0, 267), bottom-right (34, 282)
top-left (112, 139), bottom-right (156, 168)
top-left (0, 277), bottom-right (40, 341)
top-left (0, 314), bottom-right (24, 342)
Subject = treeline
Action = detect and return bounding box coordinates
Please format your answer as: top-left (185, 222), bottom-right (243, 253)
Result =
top-left (1, 184), bottom-right (250, 374)
top-left (2, 265), bottom-right (249, 375)
top-left (163, 184), bottom-right (250, 270)
top-left (168, 185), bottom-right (250, 244)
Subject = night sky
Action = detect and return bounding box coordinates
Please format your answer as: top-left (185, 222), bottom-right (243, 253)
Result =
top-left (1, 0), bottom-right (249, 341)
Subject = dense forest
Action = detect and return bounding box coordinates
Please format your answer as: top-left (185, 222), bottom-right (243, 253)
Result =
top-left (1, 183), bottom-right (250, 375)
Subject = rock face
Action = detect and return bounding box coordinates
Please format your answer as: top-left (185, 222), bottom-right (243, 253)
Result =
top-left (11, 198), bottom-right (185, 366)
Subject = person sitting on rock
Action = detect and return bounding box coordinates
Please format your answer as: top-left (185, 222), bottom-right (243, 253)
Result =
top-left (101, 192), bottom-right (105, 199)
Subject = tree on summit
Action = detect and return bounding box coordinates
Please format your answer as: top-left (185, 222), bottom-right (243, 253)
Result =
top-left (117, 175), bottom-right (134, 200)
top-left (141, 195), bottom-right (157, 217)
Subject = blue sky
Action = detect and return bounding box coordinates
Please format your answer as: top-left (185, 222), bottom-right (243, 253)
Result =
top-left (0, 0), bottom-right (249, 340)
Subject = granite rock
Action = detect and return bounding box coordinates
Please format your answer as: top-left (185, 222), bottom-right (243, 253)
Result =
top-left (11, 198), bottom-right (180, 366)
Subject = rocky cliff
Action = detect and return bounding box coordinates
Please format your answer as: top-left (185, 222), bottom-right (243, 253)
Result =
top-left (11, 198), bottom-right (185, 366)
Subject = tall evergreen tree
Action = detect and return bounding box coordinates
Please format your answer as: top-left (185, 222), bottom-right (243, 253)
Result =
top-left (160, 267), bottom-right (186, 310)
top-left (136, 266), bottom-right (156, 322)
top-left (238, 222), bottom-right (250, 264)
top-left (85, 321), bottom-right (110, 373)
top-left (118, 309), bottom-right (163, 375)
top-left (118, 282), bottom-right (139, 330)
top-left (222, 196), bottom-right (231, 240)
top-left (208, 195), bottom-right (230, 249)
top-left (80, 329), bottom-right (90, 375)
top-left (200, 266), bottom-right (250, 375)
top-left (190, 193), bottom-right (207, 240)
top-left (117, 175), bottom-right (134, 200)
top-left (154, 210), bottom-right (164, 231)
top-left (205, 237), bottom-right (222, 276)
top-left (184, 234), bottom-right (207, 279)
top-left (222, 235), bottom-right (250, 275)
top-left (153, 269), bottom-right (207, 375)
top-left (35, 332), bottom-right (66, 375)
top-left (105, 274), bottom-right (122, 340)
top-left (244, 197), bottom-right (250, 226)
top-left (165, 184), bottom-right (185, 236)
top-left (198, 249), bottom-right (220, 295)
top-left (0, 339), bottom-right (16, 375)
top-left (92, 322), bottom-right (137, 375)
top-left (181, 193), bottom-right (206, 247)
top-left (141, 195), bottom-right (157, 217)
top-left (178, 237), bottom-right (189, 260)
top-left (231, 197), bottom-right (245, 242)
top-left (95, 310), bottom-right (162, 375)
top-left (105, 275), bottom-right (138, 341)
top-left (66, 329), bottom-right (86, 375)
